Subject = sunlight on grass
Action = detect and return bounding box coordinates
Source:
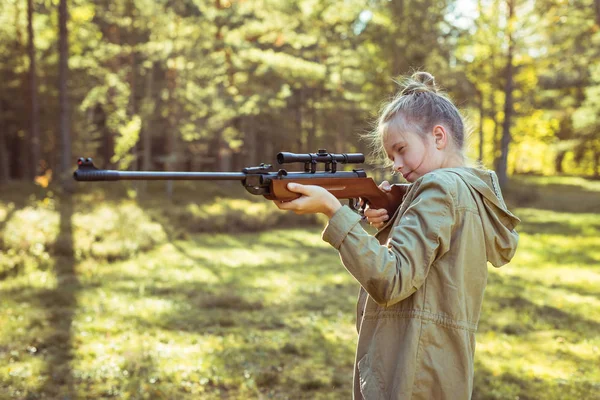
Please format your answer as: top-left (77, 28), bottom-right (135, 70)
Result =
top-left (1, 176), bottom-right (600, 399)
top-left (478, 330), bottom-right (600, 377)
top-left (0, 357), bottom-right (45, 391)
top-left (4, 207), bottom-right (60, 253)
top-left (0, 225), bottom-right (356, 398)
top-left (515, 175), bottom-right (600, 192)
top-left (471, 200), bottom-right (600, 399)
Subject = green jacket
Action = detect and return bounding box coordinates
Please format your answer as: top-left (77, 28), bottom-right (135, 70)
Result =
top-left (322, 167), bottom-right (520, 400)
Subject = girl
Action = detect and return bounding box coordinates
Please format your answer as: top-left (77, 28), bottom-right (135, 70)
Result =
top-left (274, 72), bottom-right (520, 399)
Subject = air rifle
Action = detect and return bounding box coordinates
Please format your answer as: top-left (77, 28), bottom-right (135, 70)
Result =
top-left (73, 149), bottom-right (408, 215)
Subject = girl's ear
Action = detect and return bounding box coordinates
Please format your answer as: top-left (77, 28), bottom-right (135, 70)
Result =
top-left (432, 125), bottom-right (448, 149)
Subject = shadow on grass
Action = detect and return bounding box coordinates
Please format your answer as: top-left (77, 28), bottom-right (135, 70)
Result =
top-left (547, 281), bottom-right (600, 301)
top-left (472, 360), bottom-right (599, 400)
top-left (507, 177), bottom-right (600, 214)
top-left (0, 205), bottom-right (17, 236)
top-left (511, 220), bottom-right (600, 267)
top-left (475, 265), bottom-right (600, 400)
top-left (526, 247), bottom-right (598, 268)
top-left (38, 193), bottom-right (79, 398)
top-left (103, 252), bottom-right (356, 335)
top-left (1, 192), bottom-right (81, 397)
top-left (517, 220), bottom-right (600, 237)
top-left (0, 206), bottom-right (22, 279)
top-left (203, 323), bottom-right (353, 397)
top-left (143, 315), bottom-right (354, 398)
top-left (483, 274), bottom-right (600, 337)
top-left (76, 236), bottom-right (357, 397)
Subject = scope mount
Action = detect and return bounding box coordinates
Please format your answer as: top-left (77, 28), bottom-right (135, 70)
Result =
top-left (276, 149), bottom-right (365, 174)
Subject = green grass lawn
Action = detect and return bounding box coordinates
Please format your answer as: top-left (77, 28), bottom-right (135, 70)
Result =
top-left (0, 176), bottom-right (599, 399)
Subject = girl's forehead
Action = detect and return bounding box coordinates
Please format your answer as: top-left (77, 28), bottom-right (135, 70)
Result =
top-left (382, 121), bottom-right (412, 145)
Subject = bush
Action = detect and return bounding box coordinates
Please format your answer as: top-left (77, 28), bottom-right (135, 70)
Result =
top-left (0, 183), bottom-right (324, 274)
top-left (73, 202), bottom-right (167, 261)
top-left (1, 206), bottom-right (58, 277)
top-left (3, 207), bottom-right (60, 254)
top-left (173, 198), bottom-right (319, 233)
top-left (0, 198), bottom-right (168, 272)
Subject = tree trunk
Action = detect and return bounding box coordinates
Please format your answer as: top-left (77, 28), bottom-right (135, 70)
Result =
top-left (101, 122), bottom-right (114, 168)
top-left (478, 91), bottom-right (484, 164)
top-left (166, 80), bottom-right (180, 172)
top-left (498, 0), bottom-right (515, 189)
top-left (491, 91), bottom-right (500, 170)
top-left (136, 64), bottom-right (155, 193)
top-left (307, 91), bottom-right (318, 152)
top-left (595, 0), bottom-right (600, 25)
top-left (14, 2), bottom-right (30, 180)
top-left (59, 0), bottom-right (73, 191)
top-left (142, 64), bottom-right (154, 171)
top-left (594, 144), bottom-right (600, 178)
top-left (245, 124), bottom-right (257, 167)
top-left (554, 151), bottom-right (566, 174)
top-left (165, 17), bottom-right (183, 197)
top-left (388, 0), bottom-right (406, 75)
top-left (127, 0), bottom-right (138, 170)
top-left (27, 0), bottom-right (40, 179)
top-left (0, 100), bottom-right (9, 183)
top-left (295, 88), bottom-right (304, 152)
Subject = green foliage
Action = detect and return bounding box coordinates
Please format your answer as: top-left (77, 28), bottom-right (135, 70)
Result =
top-left (1, 0), bottom-right (599, 180)
top-left (112, 115), bottom-right (142, 168)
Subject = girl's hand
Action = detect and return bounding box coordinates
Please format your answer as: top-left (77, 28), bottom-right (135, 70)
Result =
top-left (273, 183), bottom-right (341, 218)
top-left (363, 180), bottom-right (391, 229)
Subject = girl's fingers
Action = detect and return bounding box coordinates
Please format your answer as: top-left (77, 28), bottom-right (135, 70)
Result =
top-left (364, 208), bottom-right (388, 218)
top-left (363, 205), bottom-right (389, 228)
top-left (370, 221), bottom-right (385, 229)
top-left (368, 215), bottom-right (389, 224)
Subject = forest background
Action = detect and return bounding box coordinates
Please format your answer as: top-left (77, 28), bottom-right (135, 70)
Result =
top-left (1, 0), bottom-right (600, 184)
top-left (1, 0), bottom-right (600, 399)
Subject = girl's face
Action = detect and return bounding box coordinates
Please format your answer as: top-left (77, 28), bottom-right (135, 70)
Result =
top-left (382, 123), bottom-right (443, 183)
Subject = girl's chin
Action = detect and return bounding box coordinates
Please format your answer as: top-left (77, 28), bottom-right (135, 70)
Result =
top-left (403, 171), bottom-right (415, 182)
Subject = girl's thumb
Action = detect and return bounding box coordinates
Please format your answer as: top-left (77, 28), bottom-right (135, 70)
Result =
top-left (287, 182), bottom-right (304, 193)
top-left (380, 181), bottom-right (392, 192)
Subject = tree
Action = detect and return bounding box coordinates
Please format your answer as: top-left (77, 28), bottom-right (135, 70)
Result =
top-left (497, 0), bottom-right (515, 188)
top-left (531, 0), bottom-right (599, 175)
top-left (59, 0), bottom-right (73, 190)
top-left (0, 99), bottom-right (8, 183)
top-left (27, 0), bottom-right (40, 180)
top-left (0, 0), bottom-right (597, 181)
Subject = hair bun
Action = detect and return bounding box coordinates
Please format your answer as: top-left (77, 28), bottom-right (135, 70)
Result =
top-left (412, 71), bottom-right (436, 88)
top-left (400, 71), bottom-right (438, 96)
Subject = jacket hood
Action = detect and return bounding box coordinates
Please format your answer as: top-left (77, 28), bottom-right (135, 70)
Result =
top-left (447, 168), bottom-right (520, 267)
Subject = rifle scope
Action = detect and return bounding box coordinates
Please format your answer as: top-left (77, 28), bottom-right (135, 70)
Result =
top-left (277, 150), bottom-right (364, 165)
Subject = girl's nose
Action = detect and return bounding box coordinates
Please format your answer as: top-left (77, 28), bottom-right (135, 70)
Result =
top-left (393, 159), bottom-right (403, 172)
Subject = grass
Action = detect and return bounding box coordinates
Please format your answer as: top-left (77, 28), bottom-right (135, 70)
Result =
top-left (0, 175), bottom-right (599, 399)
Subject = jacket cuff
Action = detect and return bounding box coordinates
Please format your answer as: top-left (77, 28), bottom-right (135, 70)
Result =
top-left (322, 205), bottom-right (362, 249)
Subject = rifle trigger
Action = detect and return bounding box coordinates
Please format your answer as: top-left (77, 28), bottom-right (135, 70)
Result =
top-left (349, 198), bottom-right (362, 213)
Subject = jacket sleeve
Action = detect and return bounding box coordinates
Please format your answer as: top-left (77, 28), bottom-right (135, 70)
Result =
top-left (322, 175), bottom-right (455, 307)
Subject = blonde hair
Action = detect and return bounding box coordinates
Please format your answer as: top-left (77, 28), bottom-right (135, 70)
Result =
top-left (366, 71), bottom-right (466, 167)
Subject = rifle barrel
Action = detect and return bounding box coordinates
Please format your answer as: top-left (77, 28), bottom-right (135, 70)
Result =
top-left (74, 169), bottom-right (247, 182)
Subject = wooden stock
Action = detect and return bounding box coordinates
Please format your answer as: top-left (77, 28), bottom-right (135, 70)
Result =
top-left (267, 178), bottom-right (409, 216)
